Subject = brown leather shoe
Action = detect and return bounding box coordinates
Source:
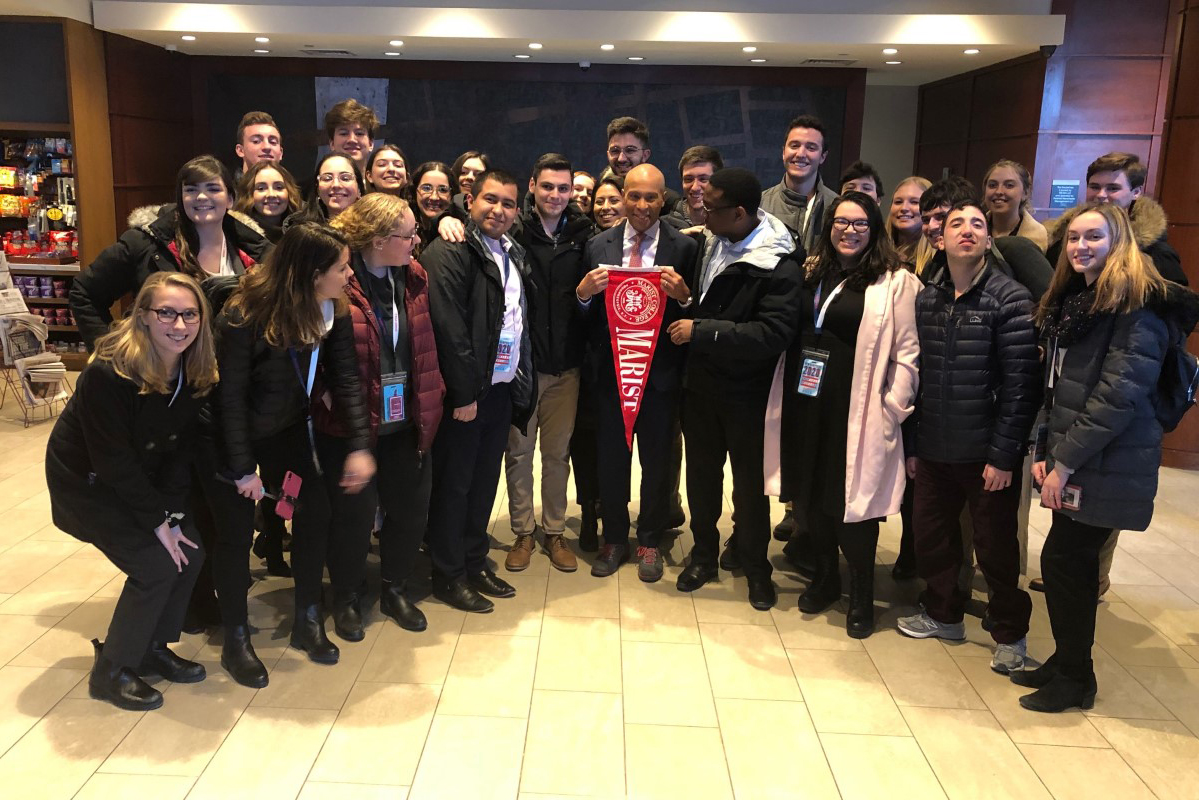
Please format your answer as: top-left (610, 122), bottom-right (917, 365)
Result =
top-left (544, 533), bottom-right (578, 572)
top-left (505, 533), bottom-right (536, 572)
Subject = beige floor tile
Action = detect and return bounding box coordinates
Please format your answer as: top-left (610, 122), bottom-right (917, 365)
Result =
top-left (357, 609), bottom-right (463, 684)
top-left (820, 732), bottom-right (946, 800)
top-left (0, 554), bottom-right (119, 617)
top-left (787, 649), bottom-right (908, 735)
top-left (460, 573), bottom-right (546, 637)
top-left (191, 626), bottom-right (291, 673)
top-left (770, 604), bottom-right (865, 651)
top-left (863, 629), bottom-right (986, 710)
top-left (699, 623), bottom-right (801, 701)
top-left (187, 706), bottom-right (338, 800)
top-left (437, 633), bottom-right (538, 718)
top-left (1116, 530), bottom-right (1191, 557)
top-left (1090, 717), bottom-right (1199, 800)
top-left (1125, 665), bottom-right (1199, 735)
top-left (1082, 649), bottom-right (1176, 720)
top-left (953, 655), bottom-right (1109, 747)
top-left (618, 567), bottom-right (700, 644)
top-left (717, 698), bottom-right (839, 799)
top-left (410, 714), bottom-right (525, 800)
top-left (0, 508), bottom-right (55, 551)
top-left (0, 614), bottom-right (57, 666)
top-left (299, 784), bottom-right (408, 800)
top-left (251, 622), bottom-right (381, 710)
top-left (309, 682), bottom-right (440, 786)
top-left (1115, 584), bottom-right (1199, 647)
top-left (903, 706), bottom-right (1053, 799)
top-left (0, 697), bottom-right (140, 799)
top-left (99, 665), bottom-right (257, 777)
top-left (625, 723), bottom-right (732, 800)
top-left (0, 665), bottom-right (86, 755)
top-left (534, 615), bottom-right (622, 694)
top-left (1093, 600), bottom-right (1198, 667)
top-left (544, 565), bottom-right (619, 618)
top-left (621, 640), bottom-right (717, 727)
top-left (74, 773), bottom-right (195, 800)
top-left (1017, 743), bottom-right (1156, 800)
top-left (522, 689), bottom-right (624, 797)
top-left (9, 596), bottom-right (117, 669)
top-left (691, 575), bottom-right (775, 626)
top-left (0, 540), bottom-right (82, 595)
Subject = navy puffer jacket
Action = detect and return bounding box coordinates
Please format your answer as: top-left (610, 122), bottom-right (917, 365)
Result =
top-left (915, 256), bottom-right (1040, 470)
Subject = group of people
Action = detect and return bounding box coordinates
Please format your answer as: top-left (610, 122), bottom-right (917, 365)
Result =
top-left (46, 98), bottom-right (1197, 721)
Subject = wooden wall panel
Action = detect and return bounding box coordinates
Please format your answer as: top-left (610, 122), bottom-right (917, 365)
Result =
top-left (918, 79), bottom-right (971, 144)
top-left (915, 141), bottom-right (967, 181)
top-left (969, 64), bottom-right (1045, 140)
top-left (1057, 0), bottom-right (1174, 55)
top-left (1056, 57), bottom-right (1167, 132)
top-left (965, 135), bottom-right (1038, 186)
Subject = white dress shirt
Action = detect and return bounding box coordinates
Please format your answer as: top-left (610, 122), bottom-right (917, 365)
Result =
top-left (484, 234), bottom-right (523, 384)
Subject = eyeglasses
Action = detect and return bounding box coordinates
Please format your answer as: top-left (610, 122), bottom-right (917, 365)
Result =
top-left (417, 183), bottom-right (451, 197)
top-left (607, 145), bottom-right (644, 158)
top-left (832, 217), bottom-right (871, 233)
top-left (702, 202), bottom-right (736, 214)
top-left (149, 307), bottom-right (201, 325)
top-left (318, 172), bottom-right (355, 184)
top-left (389, 231), bottom-right (418, 242)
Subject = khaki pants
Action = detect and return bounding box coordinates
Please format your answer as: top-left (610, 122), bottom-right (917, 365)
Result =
top-left (505, 370), bottom-right (581, 536)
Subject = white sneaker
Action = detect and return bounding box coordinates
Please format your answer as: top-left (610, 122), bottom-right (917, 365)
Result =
top-left (897, 611), bottom-right (966, 641)
top-left (991, 638), bottom-right (1028, 674)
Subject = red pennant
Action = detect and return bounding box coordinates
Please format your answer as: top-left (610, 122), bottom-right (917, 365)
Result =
top-left (605, 268), bottom-right (667, 450)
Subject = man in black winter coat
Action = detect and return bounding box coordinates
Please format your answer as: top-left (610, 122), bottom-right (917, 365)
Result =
top-left (424, 170), bottom-right (537, 614)
top-left (668, 168), bottom-right (802, 610)
top-left (504, 154), bottom-right (596, 574)
top-left (899, 201), bottom-right (1039, 675)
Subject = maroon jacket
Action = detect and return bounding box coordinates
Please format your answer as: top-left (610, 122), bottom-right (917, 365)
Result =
top-left (312, 256), bottom-right (445, 454)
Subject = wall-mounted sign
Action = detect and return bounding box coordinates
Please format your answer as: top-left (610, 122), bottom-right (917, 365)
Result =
top-left (1050, 179), bottom-right (1080, 210)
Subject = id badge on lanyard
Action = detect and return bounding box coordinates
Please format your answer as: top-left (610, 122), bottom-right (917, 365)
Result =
top-left (381, 371), bottom-right (408, 423)
top-left (494, 332), bottom-right (516, 374)
top-left (797, 279), bottom-right (845, 398)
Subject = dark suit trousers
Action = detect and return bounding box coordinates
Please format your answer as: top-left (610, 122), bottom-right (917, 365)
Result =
top-left (595, 378), bottom-right (678, 547)
top-left (428, 383), bottom-right (512, 580)
top-left (570, 376), bottom-right (600, 509)
top-left (94, 521), bottom-right (205, 669)
top-left (684, 389), bottom-right (772, 579)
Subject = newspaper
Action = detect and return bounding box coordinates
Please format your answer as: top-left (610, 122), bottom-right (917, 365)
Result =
top-left (14, 352), bottom-right (68, 406)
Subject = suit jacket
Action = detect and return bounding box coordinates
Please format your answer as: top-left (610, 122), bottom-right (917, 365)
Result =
top-left (580, 220), bottom-right (700, 393)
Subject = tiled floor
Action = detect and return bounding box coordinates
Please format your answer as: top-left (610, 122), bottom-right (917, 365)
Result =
top-left (2, 383), bottom-right (1199, 799)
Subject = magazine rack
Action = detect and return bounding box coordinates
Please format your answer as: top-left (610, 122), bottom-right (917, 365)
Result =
top-left (0, 318), bottom-right (71, 427)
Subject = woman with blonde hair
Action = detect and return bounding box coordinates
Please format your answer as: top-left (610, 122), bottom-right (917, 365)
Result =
top-left (1016, 203), bottom-right (1198, 711)
top-left (47, 272), bottom-right (218, 710)
top-left (885, 176), bottom-right (933, 273)
top-left (984, 159), bottom-right (1048, 252)
top-left (319, 193), bottom-right (445, 637)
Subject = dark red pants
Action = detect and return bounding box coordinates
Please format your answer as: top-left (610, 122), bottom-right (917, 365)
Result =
top-left (913, 458), bottom-right (1031, 644)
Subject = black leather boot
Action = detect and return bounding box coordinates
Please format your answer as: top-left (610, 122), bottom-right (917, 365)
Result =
top-left (139, 642), bottom-right (206, 683)
top-left (1010, 655), bottom-right (1059, 689)
top-left (1019, 672), bottom-right (1097, 713)
top-left (579, 501), bottom-right (600, 553)
top-left (783, 533), bottom-right (817, 578)
top-left (846, 566), bottom-right (875, 639)
top-left (797, 554), bottom-right (841, 614)
top-left (290, 605), bottom-right (340, 664)
top-left (380, 581), bottom-right (428, 631)
top-left (221, 624), bottom-right (269, 688)
top-left (331, 593), bottom-right (365, 642)
top-left (89, 639), bottom-right (163, 711)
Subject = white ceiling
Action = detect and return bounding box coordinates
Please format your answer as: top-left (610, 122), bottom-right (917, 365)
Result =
top-left (3, 1), bottom-right (1066, 86)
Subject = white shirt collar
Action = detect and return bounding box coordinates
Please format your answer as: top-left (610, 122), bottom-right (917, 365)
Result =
top-left (623, 219), bottom-right (660, 245)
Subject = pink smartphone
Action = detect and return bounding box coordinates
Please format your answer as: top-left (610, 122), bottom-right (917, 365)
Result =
top-left (274, 471), bottom-right (302, 520)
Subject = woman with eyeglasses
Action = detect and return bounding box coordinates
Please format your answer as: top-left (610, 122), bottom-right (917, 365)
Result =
top-left (318, 194), bottom-right (445, 637)
top-left (771, 192), bottom-right (921, 638)
top-left (47, 272), bottom-right (217, 710)
top-left (293, 153), bottom-right (364, 225)
top-left (366, 144), bottom-right (409, 197)
top-left (410, 161), bottom-right (467, 254)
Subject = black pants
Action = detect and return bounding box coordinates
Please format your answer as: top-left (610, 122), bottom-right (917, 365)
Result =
top-left (571, 378), bottom-right (600, 509)
top-left (809, 507), bottom-right (879, 575)
top-left (684, 389), bottom-right (771, 579)
top-left (93, 521), bottom-right (205, 669)
top-left (595, 380), bottom-right (678, 548)
top-left (428, 383), bottom-right (511, 580)
top-left (913, 457), bottom-right (1031, 643)
top-left (898, 477), bottom-right (916, 566)
top-left (1042, 513), bottom-right (1113, 680)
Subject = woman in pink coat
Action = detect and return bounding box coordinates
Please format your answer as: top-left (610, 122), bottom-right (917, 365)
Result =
top-left (765, 191), bottom-right (920, 638)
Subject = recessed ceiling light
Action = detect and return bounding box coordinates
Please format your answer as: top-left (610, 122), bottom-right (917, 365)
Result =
top-left (964, 48), bottom-right (980, 55)
top-left (514, 54), bottom-right (531, 59)
top-left (628, 56), bottom-right (644, 61)
top-left (885, 60), bottom-right (902, 65)
top-left (181, 35), bottom-right (196, 41)
top-left (743, 46), bottom-right (758, 53)
top-left (255, 37), bottom-right (269, 43)
top-left (882, 48), bottom-right (898, 55)
top-left (600, 43), bottom-right (615, 51)
top-left (528, 42), bottom-right (543, 50)
top-left (750, 58), bottom-right (767, 63)
top-left (254, 49), bottom-right (270, 54)
top-left (389, 40), bottom-right (404, 47)
top-left (384, 52), bottom-right (400, 56)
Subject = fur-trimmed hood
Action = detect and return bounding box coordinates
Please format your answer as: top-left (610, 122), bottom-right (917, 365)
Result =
top-left (1045, 195), bottom-right (1169, 251)
top-left (124, 203), bottom-right (266, 240)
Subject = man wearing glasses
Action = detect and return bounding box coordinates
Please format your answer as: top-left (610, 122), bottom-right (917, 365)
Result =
top-left (604, 116), bottom-right (682, 212)
top-left (666, 168), bottom-right (802, 609)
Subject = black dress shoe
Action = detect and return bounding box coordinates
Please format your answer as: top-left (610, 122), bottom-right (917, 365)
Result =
top-left (890, 557), bottom-right (918, 581)
top-left (138, 642), bottom-right (206, 683)
top-left (676, 561), bottom-right (718, 593)
top-left (1019, 673), bottom-right (1097, 713)
top-left (89, 639), bottom-right (163, 711)
top-left (290, 605), bottom-right (340, 665)
top-left (221, 624), bottom-right (269, 688)
top-left (468, 568), bottom-right (516, 598)
top-left (719, 539), bottom-right (741, 571)
top-left (579, 503), bottom-right (600, 553)
top-left (331, 594), bottom-right (365, 642)
top-left (380, 581), bottom-right (428, 631)
top-left (846, 566), bottom-right (875, 639)
top-left (747, 576), bottom-right (777, 610)
top-left (797, 554), bottom-right (841, 614)
top-left (433, 577), bottom-right (495, 613)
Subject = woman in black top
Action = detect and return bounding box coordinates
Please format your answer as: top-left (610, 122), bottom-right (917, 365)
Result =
top-left (47, 272), bottom-right (218, 710)
top-left (292, 153), bottom-right (365, 226)
top-left (235, 161), bottom-right (303, 244)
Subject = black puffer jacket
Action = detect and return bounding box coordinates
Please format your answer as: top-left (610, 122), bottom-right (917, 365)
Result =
top-left (915, 256), bottom-right (1040, 470)
top-left (1044, 283), bottom-right (1199, 531)
top-left (70, 205), bottom-right (270, 349)
top-left (214, 306), bottom-right (369, 478)
top-left (422, 223), bottom-right (537, 431)
top-left (511, 205), bottom-right (596, 375)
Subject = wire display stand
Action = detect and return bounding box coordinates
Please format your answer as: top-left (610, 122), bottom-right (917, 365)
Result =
top-left (0, 319), bottom-right (72, 427)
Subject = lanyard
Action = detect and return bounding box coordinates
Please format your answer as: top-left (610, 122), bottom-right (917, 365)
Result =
top-left (800, 191), bottom-right (819, 243)
top-left (168, 364), bottom-right (184, 407)
top-left (499, 247), bottom-right (511, 283)
top-left (288, 344), bottom-right (323, 475)
top-left (813, 279), bottom-right (847, 332)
